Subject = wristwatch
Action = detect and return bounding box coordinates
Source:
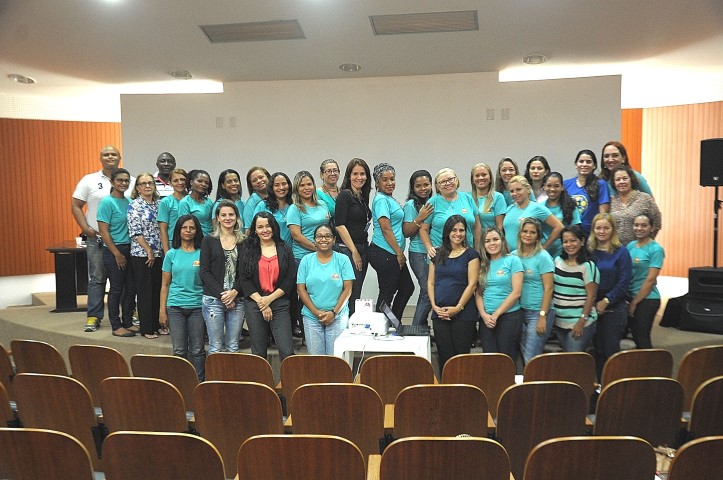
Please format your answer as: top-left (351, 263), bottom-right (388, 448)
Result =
top-left (539, 310), bottom-right (547, 317)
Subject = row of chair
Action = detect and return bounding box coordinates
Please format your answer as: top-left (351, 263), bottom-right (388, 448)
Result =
top-left (2, 427), bottom-right (722, 480)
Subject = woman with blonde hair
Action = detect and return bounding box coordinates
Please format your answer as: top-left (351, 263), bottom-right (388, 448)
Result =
top-left (503, 175), bottom-right (563, 251)
top-left (471, 163), bottom-right (505, 230)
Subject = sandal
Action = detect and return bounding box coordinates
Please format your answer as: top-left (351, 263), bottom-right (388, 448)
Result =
top-left (112, 329), bottom-right (135, 337)
top-left (127, 325), bottom-right (140, 333)
top-left (158, 326), bottom-right (170, 335)
top-left (143, 333), bottom-right (158, 339)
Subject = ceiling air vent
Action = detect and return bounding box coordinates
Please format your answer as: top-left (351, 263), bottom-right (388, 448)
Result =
top-left (200, 20), bottom-right (305, 43)
top-left (370, 10), bottom-right (478, 35)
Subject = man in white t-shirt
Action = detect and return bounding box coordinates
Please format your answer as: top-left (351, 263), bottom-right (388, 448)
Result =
top-left (154, 151), bottom-right (176, 198)
top-left (71, 145), bottom-right (122, 332)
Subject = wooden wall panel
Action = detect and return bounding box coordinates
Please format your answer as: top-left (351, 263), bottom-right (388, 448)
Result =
top-left (0, 119), bottom-right (122, 276)
top-left (621, 108), bottom-right (643, 171)
top-left (640, 101), bottom-right (723, 277)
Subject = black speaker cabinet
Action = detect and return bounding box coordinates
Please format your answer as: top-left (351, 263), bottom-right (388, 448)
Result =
top-left (700, 138), bottom-right (723, 186)
top-left (689, 267), bottom-right (723, 299)
top-left (681, 298), bottom-right (723, 335)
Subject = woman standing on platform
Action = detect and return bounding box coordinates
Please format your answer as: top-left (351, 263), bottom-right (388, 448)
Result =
top-left (297, 224), bottom-right (355, 355)
top-left (609, 165), bottom-right (661, 245)
top-left (128, 172), bottom-right (164, 339)
top-left (471, 163), bottom-right (505, 230)
top-left (428, 215), bottom-right (480, 370)
top-left (403, 170), bottom-right (434, 326)
top-left (239, 212), bottom-right (296, 361)
top-left (253, 172), bottom-right (293, 245)
top-left (495, 157), bottom-right (522, 206)
top-left (97, 168), bottom-right (136, 337)
top-left (542, 172), bottom-right (581, 259)
top-left (159, 214), bottom-right (206, 381)
top-left (524, 155), bottom-right (552, 202)
top-left (503, 175), bottom-right (563, 251)
top-left (552, 226), bottom-right (599, 352)
top-left (335, 158), bottom-right (373, 316)
top-left (368, 163), bottom-right (415, 319)
top-left (316, 159), bottom-right (340, 218)
top-left (513, 218), bottom-right (555, 364)
top-left (589, 213), bottom-right (632, 378)
top-left (200, 199), bottom-right (245, 353)
top-left (475, 227), bottom-right (524, 359)
top-left (564, 150), bottom-right (610, 236)
top-left (159, 168), bottom-right (188, 254)
top-left (214, 169), bottom-right (245, 219)
top-left (626, 213), bottom-right (665, 349)
top-left (600, 141), bottom-right (653, 197)
top-left (243, 166), bottom-right (271, 234)
top-left (178, 169), bottom-right (214, 236)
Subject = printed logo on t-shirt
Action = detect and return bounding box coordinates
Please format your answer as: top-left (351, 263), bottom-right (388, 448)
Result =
top-left (633, 257), bottom-right (641, 264)
top-left (461, 208), bottom-right (469, 213)
top-left (193, 260), bottom-right (200, 267)
top-left (571, 195), bottom-right (588, 214)
top-left (496, 268), bottom-right (507, 276)
top-left (331, 273), bottom-right (340, 280)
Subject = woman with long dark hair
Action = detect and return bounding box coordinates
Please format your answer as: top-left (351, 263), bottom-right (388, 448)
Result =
top-left (214, 168), bottom-right (245, 219)
top-left (158, 168), bottom-right (188, 253)
top-left (239, 212), bottom-right (296, 361)
top-left (542, 171), bottom-right (581, 258)
top-left (495, 157), bottom-right (522, 206)
top-left (242, 166), bottom-right (271, 233)
top-left (253, 171), bottom-right (293, 244)
top-left (600, 140), bottom-right (653, 197)
top-left (563, 150), bottom-right (610, 236)
top-left (524, 155), bottom-right (552, 202)
top-left (178, 169), bottom-right (214, 236)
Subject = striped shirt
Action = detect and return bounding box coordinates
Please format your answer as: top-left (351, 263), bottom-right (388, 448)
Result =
top-left (553, 257), bottom-right (599, 328)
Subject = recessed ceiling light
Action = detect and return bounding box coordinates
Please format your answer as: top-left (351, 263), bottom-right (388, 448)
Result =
top-left (169, 70), bottom-right (193, 80)
top-left (7, 73), bottom-right (36, 84)
top-left (339, 63), bottom-right (361, 73)
top-left (523, 54), bottom-right (548, 65)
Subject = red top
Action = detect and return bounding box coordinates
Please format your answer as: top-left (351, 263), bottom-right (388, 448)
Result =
top-left (258, 255), bottom-right (279, 294)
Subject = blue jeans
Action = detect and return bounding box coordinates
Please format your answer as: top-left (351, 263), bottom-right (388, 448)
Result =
top-left (554, 322), bottom-right (597, 352)
top-left (593, 301), bottom-right (628, 378)
top-left (167, 306), bottom-right (206, 381)
top-left (303, 312), bottom-right (348, 355)
top-left (102, 244), bottom-right (135, 331)
top-left (245, 297), bottom-right (294, 361)
top-left (519, 308), bottom-right (555, 364)
top-left (86, 236), bottom-right (107, 319)
top-left (202, 295), bottom-right (243, 353)
top-left (480, 309), bottom-right (524, 360)
top-left (335, 243), bottom-right (369, 316)
top-left (409, 251), bottom-right (432, 327)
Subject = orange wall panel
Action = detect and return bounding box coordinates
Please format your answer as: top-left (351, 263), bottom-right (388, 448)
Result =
top-left (621, 108), bottom-right (643, 171)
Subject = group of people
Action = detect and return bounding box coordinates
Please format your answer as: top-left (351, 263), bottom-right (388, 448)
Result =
top-left (72, 140), bottom-right (664, 379)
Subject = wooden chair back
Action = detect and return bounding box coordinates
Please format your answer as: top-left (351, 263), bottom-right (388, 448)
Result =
top-left (0, 427), bottom-right (94, 480)
top-left (0, 343), bottom-right (14, 400)
top-left (594, 377), bottom-right (683, 447)
top-left (131, 354), bottom-right (199, 411)
top-left (100, 377), bottom-right (188, 433)
top-left (205, 352), bottom-right (274, 387)
top-left (291, 383), bottom-right (384, 458)
top-left (237, 434), bottom-right (366, 480)
top-left (13, 373), bottom-right (103, 470)
top-left (496, 381), bottom-right (587, 480)
top-left (68, 344), bottom-right (130, 407)
top-left (688, 375), bottom-right (723, 439)
top-left (103, 431), bottom-right (226, 480)
top-left (394, 384), bottom-right (488, 438)
top-left (193, 381), bottom-right (283, 477)
top-left (0, 383), bottom-right (15, 428)
top-left (359, 354), bottom-right (435, 405)
top-left (668, 435), bottom-right (723, 480)
top-left (677, 344), bottom-right (723, 411)
top-left (441, 353), bottom-right (515, 418)
top-left (523, 352), bottom-right (597, 403)
top-left (10, 339), bottom-right (68, 376)
top-left (523, 436), bottom-right (656, 480)
top-left (600, 348), bottom-right (673, 387)
top-left (379, 436), bottom-right (511, 480)
top-left (280, 355), bottom-right (352, 414)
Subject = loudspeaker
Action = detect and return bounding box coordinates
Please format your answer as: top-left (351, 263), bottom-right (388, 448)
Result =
top-left (689, 267), bottom-right (723, 299)
top-left (681, 298), bottom-right (723, 335)
top-left (700, 138), bottom-right (723, 186)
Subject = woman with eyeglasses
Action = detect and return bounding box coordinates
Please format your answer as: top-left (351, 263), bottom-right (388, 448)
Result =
top-left (420, 168), bottom-right (481, 257)
top-left (128, 172), bottom-right (164, 339)
top-left (158, 168), bottom-right (188, 254)
top-left (297, 224), bottom-right (355, 354)
top-left (178, 169), bottom-right (214, 236)
top-left (316, 159), bottom-right (340, 217)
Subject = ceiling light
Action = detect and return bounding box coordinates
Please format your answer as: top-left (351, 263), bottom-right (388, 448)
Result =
top-left (339, 63), bottom-right (361, 72)
top-left (523, 54), bottom-right (548, 65)
top-left (169, 70), bottom-right (193, 80)
top-left (7, 73), bottom-right (36, 84)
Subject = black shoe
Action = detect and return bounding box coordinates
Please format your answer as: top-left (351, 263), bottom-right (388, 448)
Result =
top-left (292, 327), bottom-right (303, 338)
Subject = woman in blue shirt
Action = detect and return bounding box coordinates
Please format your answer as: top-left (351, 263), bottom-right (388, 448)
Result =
top-left (472, 163), bottom-right (505, 230)
top-left (495, 157), bottom-right (522, 206)
top-left (213, 168), bottom-right (246, 220)
top-left (178, 169), bottom-right (214, 236)
top-left (475, 226), bottom-right (524, 360)
top-left (503, 176), bottom-right (563, 251)
top-left (589, 213), bottom-right (632, 379)
top-left (626, 213), bottom-right (665, 349)
top-left (563, 150), bottom-right (610, 236)
top-left (316, 159), bottom-right (340, 217)
top-left (542, 172), bottom-right (581, 258)
top-left (159, 214), bottom-right (205, 381)
top-left (158, 168), bottom-right (187, 253)
top-left (297, 224), bottom-right (355, 355)
top-left (368, 163), bottom-right (415, 319)
top-left (600, 141), bottom-right (653, 198)
top-left (253, 172), bottom-right (293, 244)
top-left (243, 166), bottom-right (271, 233)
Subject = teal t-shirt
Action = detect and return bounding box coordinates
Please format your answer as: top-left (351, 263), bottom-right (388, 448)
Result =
top-left (254, 200), bottom-right (292, 245)
top-left (627, 240), bottom-right (664, 300)
top-left (403, 199), bottom-right (427, 254)
top-left (503, 201), bottom-right (553, 251)
top-left (212, 198), bottom-right (246, 222)
top-left (477, 191), bottom-right (506, 229)
top-left (371, 193), bottom-right (405, 255)
top-left (297, 251), bottom-right (355, 318)
top-left (316, 188), bottom-right (337, 217)
top-left (162, 248), bottom-right (203, 308)
top-left (287, 202), bottom-right (331, 260)
top-left (543, 202), bottom-right (581, 258)
top-left (483, 255), bottom-right (523, 313)
top-left (243, 192), bottom-right (264, 229)
top-left (178, 195), bottom-right (214, 236)
top-left (97, 195), bottom-right (130, 244)
top-left (158, 195), bottom-right (182, 241)
top-left (512, 249), bottom-right (554, 310)
top-left (424, 192), bottom-right (477, 247)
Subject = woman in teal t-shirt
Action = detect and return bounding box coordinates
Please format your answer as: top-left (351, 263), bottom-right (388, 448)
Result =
top-left (316, 159), bottom-right (340, 218)
top-left (160, 214), bottom-right (205, 381)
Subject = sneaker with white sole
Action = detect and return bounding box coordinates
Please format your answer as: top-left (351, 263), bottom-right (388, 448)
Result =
top-left (84, 317), bottom-right (100, 332)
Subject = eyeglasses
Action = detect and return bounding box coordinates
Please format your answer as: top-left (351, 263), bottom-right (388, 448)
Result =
top-left (137, 181), bottom-right (155, 187)
top-left (114, 178), bottom-right (130, 183)
top-left (323, 169), bottom-right (340, 175)
top-left (314, 234), bottom-right (334, 240)
top-left (437, 177), bottom-right (457, 186)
